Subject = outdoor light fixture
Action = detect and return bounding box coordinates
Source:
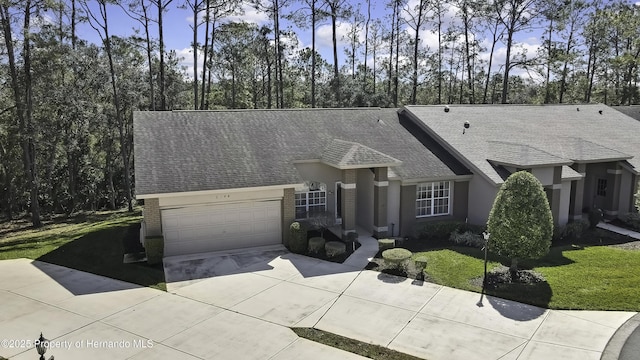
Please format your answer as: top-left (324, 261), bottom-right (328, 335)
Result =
top-left (477, 232), bottom-right (490, 307)
top-left (36, 333), bottom-right (47, 360)
top-left (35, 333), bottom-right (53, 360)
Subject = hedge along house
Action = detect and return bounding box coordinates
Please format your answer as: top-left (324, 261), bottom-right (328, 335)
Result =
top-left (134, 108), bottom-right (471, 257)
top-left (400, 104), bottom-right (640, 226)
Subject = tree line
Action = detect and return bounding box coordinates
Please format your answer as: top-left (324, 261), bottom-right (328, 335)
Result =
top-left (1, 0), bottom-right (640, 227)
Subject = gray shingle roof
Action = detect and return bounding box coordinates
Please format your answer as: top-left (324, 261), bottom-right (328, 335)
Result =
top-left (561, 166), bottom-right (583, 181)
top-left (321, 139), bottom-right (402, 168)
top-left (613, 105), bottom-right (640, 121)
top-left (487, 141), bottom-right (571, 167)
top-left (403, 104), bottom-right (639, 185)
top-left (134, 108), bottom-right (466, 196)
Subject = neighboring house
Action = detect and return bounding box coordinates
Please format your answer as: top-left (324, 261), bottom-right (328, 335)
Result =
top-left (401, 104), bottom-right (639, 226)
top-left (134, 108), bottom-right (471, 257)
top-left (134, 104), bottom-right (640, 257)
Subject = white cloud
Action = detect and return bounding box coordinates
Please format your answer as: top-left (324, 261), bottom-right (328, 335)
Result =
top-left (227, 2), bottom-right (269, 25)
top-left (185, 1), bottom-right (269, 27)
top-left (317, 21), bottom-right (358, 49)
top-left (175, 46), bottom-right (205, 80)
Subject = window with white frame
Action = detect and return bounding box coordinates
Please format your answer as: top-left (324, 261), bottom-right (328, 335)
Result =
top-left (416, 181), bottom-right (451, 217)
top-left (295, 182), bottom-right (326, 219)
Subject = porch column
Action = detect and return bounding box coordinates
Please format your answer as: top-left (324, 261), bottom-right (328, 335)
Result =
top-left (341, 169), bottom-right (357, 239)
top-left (605, 164), bottom-right (623, 218)
top-left (143, 198), bottom-right (162, 236)
top-left (282, 188), bottom-right (296, 247)
top-left (549, 166), bottom-right (562, 226)
top-left (373, 167), bottom-right (388, 239)
top-left (569, 163), bottom-right (586, 221)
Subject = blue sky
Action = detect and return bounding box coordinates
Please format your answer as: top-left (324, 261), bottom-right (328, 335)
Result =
top-left (74, 0), bottom-right (587, 81)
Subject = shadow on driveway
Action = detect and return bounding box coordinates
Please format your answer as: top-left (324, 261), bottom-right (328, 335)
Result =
top-left (487, 295), bottom-right (547, 321)
top-left (163, 245), bottom-right (363, 285)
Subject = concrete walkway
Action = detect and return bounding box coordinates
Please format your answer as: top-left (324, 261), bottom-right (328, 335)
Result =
top-left (597, 222), bottom-right (640, 240)
top-left (1, 232), bottom-right (637, 360)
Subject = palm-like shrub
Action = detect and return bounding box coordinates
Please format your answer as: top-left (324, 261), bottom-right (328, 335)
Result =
top-left (487, 171), bottom-right (553, 274)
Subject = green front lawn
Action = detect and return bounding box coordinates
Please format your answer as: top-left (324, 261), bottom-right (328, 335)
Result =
top-left (0, 210), bottom-right (166, 291)
top-left (416, 238), bottom-right (640, 311)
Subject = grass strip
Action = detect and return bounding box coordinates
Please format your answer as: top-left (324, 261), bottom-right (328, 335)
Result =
top-left (292, 327), bottom-right (424, 360)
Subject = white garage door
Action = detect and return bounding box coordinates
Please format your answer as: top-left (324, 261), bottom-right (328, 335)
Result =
top-left (161, 200), bottom-right (282, 256)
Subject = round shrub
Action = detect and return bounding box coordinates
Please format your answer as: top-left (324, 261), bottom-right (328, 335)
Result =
top-left (382, 248), bottom-right (412, 265)
top-left (289, 221), bottom-right (308, 254)
top-left (325, 241), bottom-right (346, 258)
top-left (378, 238), bottom-right (395, 251)
top-left (308, 237), bottom-right (326, 255)
top-left (414, 256), bottom-right (428, 269)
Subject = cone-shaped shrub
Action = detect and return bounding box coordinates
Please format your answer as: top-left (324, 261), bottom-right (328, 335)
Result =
top-left (487, 171), bottom-right (553, 272)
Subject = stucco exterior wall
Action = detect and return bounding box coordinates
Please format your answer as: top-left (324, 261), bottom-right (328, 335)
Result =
top-left (387, 180), bottom-right (401, 237)
top-left (559, 181), bottom-right (571, 226)
top-left (400, 185), bottom-right (417, 236)
top-left (532, 167), bottom-right (555, 186)
top-left (294, 162), bottom-right (343, 220)
top-left (282, 188), bottom-right (295, 246)
top-left (453, 181), bottom-right (469, 221)
top-left (158, 189), bottom-right (285, 208)
top-left (619, 169), bottom-right (633, 215)
top-left (468, 176), bottom-right (498, 225)
top-left (356, 168), bottom-right (374, 232)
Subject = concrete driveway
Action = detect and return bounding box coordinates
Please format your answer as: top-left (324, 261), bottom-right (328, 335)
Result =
top-left (163, 246), bottom-right (636, 360)
top-left (0, 258), bottom-right (365, 360)
top-left (1, 244), bottom-right (636, 360)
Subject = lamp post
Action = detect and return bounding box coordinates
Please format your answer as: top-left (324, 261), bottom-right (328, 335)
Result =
top-left (35, 333), bottom-right (53, 360)
top-left (477, 232), bottom-right (490, 307)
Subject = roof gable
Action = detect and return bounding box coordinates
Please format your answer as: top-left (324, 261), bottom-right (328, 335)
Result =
top-left (487, 141), bottom-right (571, 168)
top-left (403, 104), bottom-right (640, 184)
top-left (321, 139), bottom-right (402, 169)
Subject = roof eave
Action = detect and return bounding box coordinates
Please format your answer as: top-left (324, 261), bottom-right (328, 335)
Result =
top-left (400, 174), bottom-right (474, 185)
top-left (320, 160), bottom-right (403, 170)
top-left (571, 156), bottom-right (634, 164)
top-left (488, 159), bottom-right (573, 168)
top-left (136, 183), bottom-right (304, 199)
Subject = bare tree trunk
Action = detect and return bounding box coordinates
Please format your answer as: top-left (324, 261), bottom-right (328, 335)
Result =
top-left (192, 2), bottom-right (199, 109)
top-left (501, 28), bottom-right (514, 104)
top-left (437, 6), bottom-right (442, 104)
top-left (200, 0), bottom-right (210, 110)
top-left (331, 3), bottom-right (340, 104)
top-left (482, 20), bottom-right (501, 104)
top-left (142, 3), bottom-right (155, 110)
top-left (363, 0), bottom-right (370, 94)
top-left (1, 2), bottom-right (42, 227)
top-left (156, 0), bottom-right (174, 110)
top-left (544, 17), bottom-right (553, 104)
top-left (559, 26), bottom-right (574, 104)
top-left (71, 0), bottom-right (77, 49)
top-left (311, 0), bottom-right (317, 107)
top-left (273, 0), bottom-right (284, 108)
top-left (392, 0), bottom-right (401, 106)
top-left (462, 2), bottom-right (474, 103)
top-left (387, 0), bottom-right (396, 99)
